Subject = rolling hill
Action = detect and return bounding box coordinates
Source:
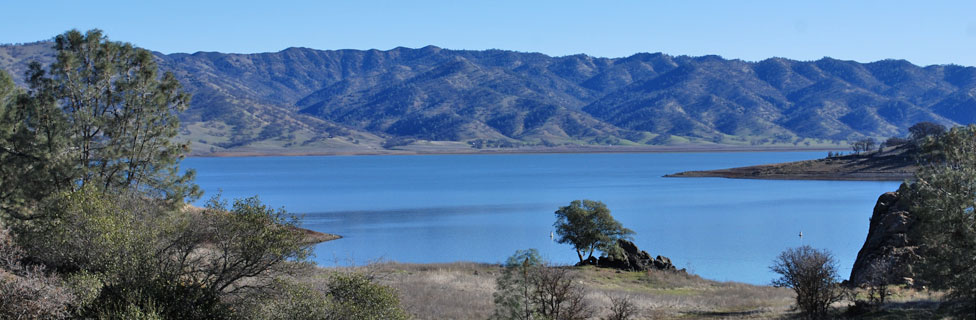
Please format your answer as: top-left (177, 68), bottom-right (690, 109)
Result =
top-left (2, 41), bottom-right (975, 155)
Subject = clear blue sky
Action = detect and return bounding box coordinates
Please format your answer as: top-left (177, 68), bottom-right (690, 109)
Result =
top-left (3, 0), bottom-right (975, 66)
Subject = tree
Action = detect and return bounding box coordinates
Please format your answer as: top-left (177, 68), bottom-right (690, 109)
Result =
top-left (492, 249), bottom-right (590, 320)
top-left (553, 200), bottom-right (634, 263)
top-left (770, 245), bottom-right (842, 319)
top-left (1, 30), bottom-right (315, 319)
top-left (850, 138), bottom-right (876, 154)
top-left (603, 294), bottom-right (640, 320)
top-left (908, 125), bottom-right (976, 316)
top-left (883, 136), bottom-right (909, 148)
top-left (908, 121), bottom-right (946, 142)
top-left (0, 29), bottom-right (198, 221)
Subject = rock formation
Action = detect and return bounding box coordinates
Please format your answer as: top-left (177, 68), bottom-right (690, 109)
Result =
top-left (849, 183), bottom-right (920, 287)
top-left (578, 239), bottom-right (679, 272)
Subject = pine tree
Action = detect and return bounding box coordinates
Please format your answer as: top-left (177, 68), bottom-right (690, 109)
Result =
top-left (0, 29), bottom-right (199, 220)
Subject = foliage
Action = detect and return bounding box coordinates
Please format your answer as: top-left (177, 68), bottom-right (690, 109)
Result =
top-left (770, 245), bottom-right (842, 319)
top-left (0, 30), bottom-right (317, 319)
top-left (0, 29), bottom-right (198, 222)
top-left (850, 138), bottom-right (876, 154)
top-left (493, 249), bottom-right (591, 320)
top-left (8, 186), bottom-right (312, 319)
top-left (883, 136), bottom-right (909, 148)
top-left (325, 272), bottom-right (410, 320)
top-left (188, 195), bottom-right (312, 295)
top-left (553, 200), bottom-right (634, 263)
top-left (908, 122), bottom-right (947, 142)
top-left (907, 125), bottom-right (976, 316)
top-left (248, 273), bottom-right (409, 320)
top-left (248, 278), bottom-right (333, 320)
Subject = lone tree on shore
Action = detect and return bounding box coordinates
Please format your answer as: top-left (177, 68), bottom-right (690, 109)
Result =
top-left (553, 200), bottom-right (634, 263)
top-left (770, 245), bottom-right (842, 319)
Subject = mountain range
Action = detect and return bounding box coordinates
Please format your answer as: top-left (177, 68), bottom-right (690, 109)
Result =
top-left (2, 41), bottom-right (975, 155)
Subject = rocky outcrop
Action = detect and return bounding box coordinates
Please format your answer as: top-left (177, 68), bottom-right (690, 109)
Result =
top-left (849, 184), bottom-right (920, 287)
top-left (578, 239), bottom-right (679, 272)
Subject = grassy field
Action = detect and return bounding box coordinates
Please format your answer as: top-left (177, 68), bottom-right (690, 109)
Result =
top-left (311, 262), bottom-right (951, 319)
top-left (319, 262), bottom-right (795, 319)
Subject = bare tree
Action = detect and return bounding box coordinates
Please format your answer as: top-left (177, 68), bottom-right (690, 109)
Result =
top-left (493, 249), bottom-right (592, 320)
top-left (770, 246), bottom-right (843, 319)
top-left (866, 254), bottom-right (898, 307)
top-left (851, 138), bottom-right (876, 155)
top-left (603, 294), bottom-right (640, 320)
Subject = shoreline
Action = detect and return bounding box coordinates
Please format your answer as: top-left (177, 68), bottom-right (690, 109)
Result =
top-left (189, 145), bottom-right (848, 158)
top-left (665, 146), bottom-right (917, 182)
top-left (295, 226), bottom-right (342, 244)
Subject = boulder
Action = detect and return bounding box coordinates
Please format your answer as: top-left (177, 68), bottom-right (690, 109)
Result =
top-left (576, 256), bottom-right (598, 267)
top-left (653, 255), bottom-right (676, 271)
top-left (849, 183), bottom-right (920, 287)
top-left (592, 239), bottom-right (679, 272)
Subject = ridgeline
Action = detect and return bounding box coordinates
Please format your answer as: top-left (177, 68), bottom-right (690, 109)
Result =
top-left (3, 42), bottom-right (976, 155)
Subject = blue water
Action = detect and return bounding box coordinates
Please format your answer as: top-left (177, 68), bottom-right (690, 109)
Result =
top-left (183, 152), bottom-right (900, 285)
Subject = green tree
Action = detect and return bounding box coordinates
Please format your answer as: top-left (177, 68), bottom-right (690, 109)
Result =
top-left (0, 29), bottom-right (198, 221)
top-left (908, 125), bottom-right (976, 316)
top-left (553, 200), bottom-right (634, 263)
top-left (908, 121), bottom-right (947, 142)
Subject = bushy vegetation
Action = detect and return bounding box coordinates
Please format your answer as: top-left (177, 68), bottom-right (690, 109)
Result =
top-left (247, 273), bottom-right (409, 320)
top-left (0, 29), bottom-right (407, 319)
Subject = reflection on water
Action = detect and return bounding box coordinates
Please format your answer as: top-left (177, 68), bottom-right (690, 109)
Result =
top-left (184, 152), bottom-right (899, 284)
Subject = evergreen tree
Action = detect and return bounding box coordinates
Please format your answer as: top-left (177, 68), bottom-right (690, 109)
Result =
top-left (0, 29), bottom-right (198, 221)
top-left (908, 125), bottom-right (976, 316)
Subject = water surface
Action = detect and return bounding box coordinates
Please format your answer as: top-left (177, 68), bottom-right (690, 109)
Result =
top-left (184, 152), bottom-right (899, 284)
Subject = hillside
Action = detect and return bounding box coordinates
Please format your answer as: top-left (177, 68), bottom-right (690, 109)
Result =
top-left (3, 41), bottom-right (976, 155)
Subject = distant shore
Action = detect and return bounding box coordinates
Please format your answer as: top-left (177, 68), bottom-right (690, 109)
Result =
top-left (665, 145), bottom-right (917, 181)
top-left (295, 226), bottom-right (342, 244)
top-left (189, 144), bottom-right (847, 158)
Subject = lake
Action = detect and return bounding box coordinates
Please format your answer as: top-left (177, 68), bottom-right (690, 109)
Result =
top-left (183, 151), bottom-right (900, 285)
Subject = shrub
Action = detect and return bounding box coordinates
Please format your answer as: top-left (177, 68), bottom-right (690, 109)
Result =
top-left (603, 294), bottom-right (640, 320)
top-left (326, 272), bottom-right (410, 320)
top-left (493, 249), bottom-right (591, 320)
top-left (770, 245), bottom-right (842, 319)
top-left (0, 224), bottom-right (76, 319)
top-left (9, 187), bottom-right (312, 319)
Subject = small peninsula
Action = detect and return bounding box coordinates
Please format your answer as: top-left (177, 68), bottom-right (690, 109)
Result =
top-left (665, 145), bottom-right (917, 181)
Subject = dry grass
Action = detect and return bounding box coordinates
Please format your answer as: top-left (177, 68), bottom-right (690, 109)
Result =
top-left (320, 262), bottom-right (796, 319)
